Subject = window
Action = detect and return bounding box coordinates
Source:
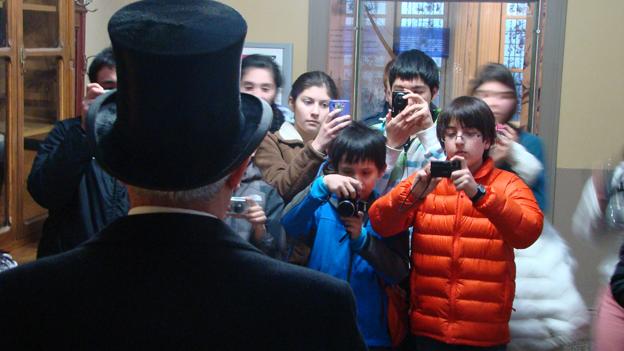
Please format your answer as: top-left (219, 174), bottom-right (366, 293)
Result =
top-left (325, 1), bottom-right (540, 130)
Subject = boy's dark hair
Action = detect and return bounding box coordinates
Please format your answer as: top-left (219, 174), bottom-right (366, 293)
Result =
top-left (328, 121), bottom-right (386, 172)
top-left (290, 71), bottom-right (338, 101)
top-left (436, 96), bottom-right (496, 161)
top-left (389, 49), bottom-right (439, 92)
top-left (469, 63), bottom-right (518, 120)
top-left (241, 54), bottom-right (283, 89)
top-left (88, 47), bottom-right (115, 83)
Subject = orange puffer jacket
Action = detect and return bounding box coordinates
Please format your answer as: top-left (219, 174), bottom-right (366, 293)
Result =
top-left (369, 159), bottom-right (543, 347)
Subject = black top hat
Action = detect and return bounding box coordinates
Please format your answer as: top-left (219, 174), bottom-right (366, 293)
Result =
top-left (86, 0), bottom-right (272, 191)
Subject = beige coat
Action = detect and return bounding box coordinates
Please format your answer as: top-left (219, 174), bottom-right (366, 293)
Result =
top-left (254, 122), bottom-right (325, 202)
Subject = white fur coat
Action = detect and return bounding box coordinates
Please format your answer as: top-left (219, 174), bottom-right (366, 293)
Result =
top-left (508, 220), bottom-right (590, 350)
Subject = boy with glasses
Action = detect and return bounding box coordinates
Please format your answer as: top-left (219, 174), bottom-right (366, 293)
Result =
top-left (369, 96), bottom-right (543, 350)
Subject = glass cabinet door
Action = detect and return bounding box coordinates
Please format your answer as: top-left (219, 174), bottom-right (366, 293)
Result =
top-left (22, 0), bottom-right (62, 236)
top-left (0, 59), bottom-right (9, 230)
top-left (22, 57), bottom-right (59, 233)
top-left (0, 1), bottom-right (7, 47)
top-left (23, 0), bottom-right (59, 48)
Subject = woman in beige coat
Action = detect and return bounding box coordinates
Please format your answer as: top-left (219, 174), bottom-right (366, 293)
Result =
top-left (255, 71), bottom-right (351, 202)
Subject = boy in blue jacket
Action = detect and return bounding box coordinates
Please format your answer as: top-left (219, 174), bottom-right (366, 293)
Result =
top-left (281, 122), bottom-right (409, 349)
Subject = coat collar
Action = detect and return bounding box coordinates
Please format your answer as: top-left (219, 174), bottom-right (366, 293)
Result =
top-left (473, 158), bottom-right (496, 181)
top-left (85, 213), bottom-right (262, 253)
top-left (276, 122), bottom-right (304, 143)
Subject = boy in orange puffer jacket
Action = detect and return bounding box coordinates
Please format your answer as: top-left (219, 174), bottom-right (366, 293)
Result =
top-left (369, 96), bottom-right (543, 350)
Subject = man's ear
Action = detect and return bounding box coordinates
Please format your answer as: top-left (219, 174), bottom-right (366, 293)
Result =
top-left (226, 156), bottom-right (251, 190)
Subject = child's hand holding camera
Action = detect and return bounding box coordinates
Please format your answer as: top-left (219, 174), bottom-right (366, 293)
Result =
top-left (323, 174), bottom-right (362, 200)
top-left (341, 212), bottom-right (365, 240)
top-left (448, 156), bottom-right (479, 198)
top-left (385, 91), bottom-right (433, 149)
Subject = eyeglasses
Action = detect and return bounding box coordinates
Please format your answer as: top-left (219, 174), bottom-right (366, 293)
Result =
top-left (443, 130), bottom-right (482, 141)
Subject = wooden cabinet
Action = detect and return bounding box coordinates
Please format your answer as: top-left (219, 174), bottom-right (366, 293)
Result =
top-left (0, 0), bottom-right (83, 261)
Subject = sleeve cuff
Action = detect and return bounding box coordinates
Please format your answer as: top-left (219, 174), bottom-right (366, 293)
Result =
top-left (385, 144), bottom-right (401, 167)
top-left (416, 124), bottom-right (439, 149)
top-left (310, 176), bottom-right (331, 199)
top-left (305, 141), bottom-right (326, 159)
top-left (349, 227), bottom-right (369, 252)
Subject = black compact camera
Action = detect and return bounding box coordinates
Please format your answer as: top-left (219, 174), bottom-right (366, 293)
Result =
top-left (336, 199), bottom-right (367, 217)
top-left (430, 160), bottom-right (461, 178)
top-left (391, 91), bottom-right (408, 117)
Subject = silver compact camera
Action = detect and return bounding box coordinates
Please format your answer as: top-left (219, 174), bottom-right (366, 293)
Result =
top-left (228, 194), bottom-right (262, 215)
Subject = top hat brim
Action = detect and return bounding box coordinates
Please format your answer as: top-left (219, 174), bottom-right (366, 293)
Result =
top-left (86, 92), bottom-right (272, 191)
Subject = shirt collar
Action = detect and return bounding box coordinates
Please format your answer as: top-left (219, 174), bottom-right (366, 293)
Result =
top-left (129, 206), bottom-right (218, 219)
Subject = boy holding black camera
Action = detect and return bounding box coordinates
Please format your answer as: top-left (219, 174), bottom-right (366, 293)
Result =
top-left (369, 96), bottom-right (544, 350)
top-left (281, 122), bottom-right (409, 349)
top-left (373, 49), bottom-right (446, 195)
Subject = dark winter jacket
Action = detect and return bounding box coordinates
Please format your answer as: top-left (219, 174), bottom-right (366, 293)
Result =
top-left (27, 117), bottom-right (129, 258)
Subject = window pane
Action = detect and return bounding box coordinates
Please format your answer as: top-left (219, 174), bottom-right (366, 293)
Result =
top-left (504, 19), bottom-right (526, 69)
top-left (401, 2), bottom-right (444, 16)
top-left (507, 3), bottom-right (529, 16)
top-left (23, 57), bottom-right (58, 223)
top-left (511, 71), bottom-right (523, 121)
top-left (0, 59), bottom-right (8, 228)
top-left (0, 1), bottom-right (7, 47)
top-left (23, 0), bottom-right (59, 48)
top-left (400, 18), bottom-right (443, 28)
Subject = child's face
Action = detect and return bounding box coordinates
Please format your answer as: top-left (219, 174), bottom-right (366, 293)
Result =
top-left (442, 120), bottom-right (491, 174)
top-left (390, 77), bottom-right (437, 105)
top-left (337, 159), bottom-right (384, 200)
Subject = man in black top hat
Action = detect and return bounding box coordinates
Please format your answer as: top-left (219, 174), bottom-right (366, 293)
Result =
top-left (0, 1), bottom-right (366, 349)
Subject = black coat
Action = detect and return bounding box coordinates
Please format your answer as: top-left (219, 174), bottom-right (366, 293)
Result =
top-left (27, 117), bottom-right (129, 258)
top-left (0, 213), bottom-right (367, 350)
top-left (611, 243), bottom-right (624, 308)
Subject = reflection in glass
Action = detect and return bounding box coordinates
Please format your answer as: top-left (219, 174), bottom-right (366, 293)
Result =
top-left (401, 2), bottom-right (444, 16)
top-left (504, 19), bottom-right (527, 69)
top-left (0, 60), bottom-right (8, 227)
top-left (23, 0), bottom-right (59, 48)
top-left (508, 3), bottom-right (529, 16)
top-left (23, 57), bottom-right (58, 223)
top-left (328, 1), bottom-right (536, 126)
top-left (0, 0), bottom-right (7, 47)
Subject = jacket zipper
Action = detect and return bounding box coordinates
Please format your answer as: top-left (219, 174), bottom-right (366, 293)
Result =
top-left (347, 248), bottom-right (354, 283)
top-left (448, 187), bottom-right (463, 338)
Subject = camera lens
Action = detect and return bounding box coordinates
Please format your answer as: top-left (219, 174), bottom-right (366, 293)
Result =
top-left (232, 202), bottom-right (245, 214)
top-left (337, 199), bottom-right (356, 217)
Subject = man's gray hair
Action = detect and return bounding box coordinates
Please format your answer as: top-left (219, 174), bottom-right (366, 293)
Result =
top-left (129, 176), bottom-right (228, 204)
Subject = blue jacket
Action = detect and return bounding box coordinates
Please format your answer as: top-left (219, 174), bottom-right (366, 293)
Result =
top-left (282, 177), bottom-right (409, 347)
